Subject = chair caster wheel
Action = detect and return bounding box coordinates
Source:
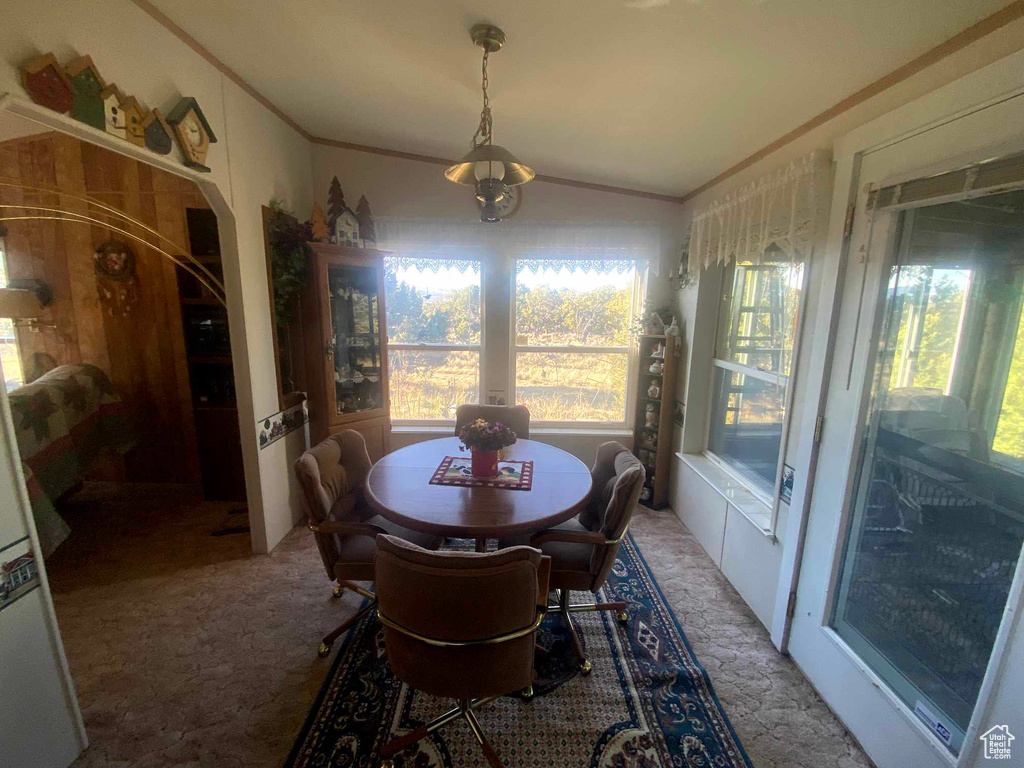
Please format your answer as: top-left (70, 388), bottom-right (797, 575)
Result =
top-left (580, 659), bottom-right (593, 676)
top-left (522, 685), bottom-right (534, 700)
top-left (317, 642), bottom-right (331, 657)
top-left (617, 610), bottom-right (629, 623)
top-left (332, 585), bottom-right (344, 598)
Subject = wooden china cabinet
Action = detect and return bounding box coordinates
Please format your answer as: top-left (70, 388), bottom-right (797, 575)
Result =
top-left (300, 242), bottom-right (391, 461)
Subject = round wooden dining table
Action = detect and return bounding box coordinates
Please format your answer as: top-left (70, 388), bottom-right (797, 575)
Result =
top-left (365, 437), bottom-right (593, 551)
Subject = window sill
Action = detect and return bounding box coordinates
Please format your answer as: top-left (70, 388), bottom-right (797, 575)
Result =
top-left (674, 452), bottom-right (776, 540)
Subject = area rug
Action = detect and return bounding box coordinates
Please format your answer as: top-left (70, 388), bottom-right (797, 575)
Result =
top-left (286, 534), bottom-right (753, 768)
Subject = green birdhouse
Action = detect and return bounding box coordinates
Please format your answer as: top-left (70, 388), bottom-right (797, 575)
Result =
top-left (64, 56), bottom-right (107, 130)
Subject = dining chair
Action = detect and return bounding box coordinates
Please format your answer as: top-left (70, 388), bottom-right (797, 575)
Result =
top-left (454, 403), bottom-right (531, 439)
top-left (374, 534), bottom-right (550, 768)
top-left (294, 430), bottom-right (442, 657)
top-left (501, 441), bottom-right (644, 674)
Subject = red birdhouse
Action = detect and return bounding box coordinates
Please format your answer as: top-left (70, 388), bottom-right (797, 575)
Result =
top-left (21, 53), bottom-right (74, 113)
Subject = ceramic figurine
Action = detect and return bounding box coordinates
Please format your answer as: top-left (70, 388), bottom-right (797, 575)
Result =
top-left (665, 317), bottom-right (681, 339)
top-left (649, 359), bottom-right (664, 375)
top-left (645, 403), bottom-right (657, 428)
top-left (651, 342), bottom-right (664, 359)
top-left (644, 312), bottom-right (665, 334)
top-left (640, 486), bottom-right (652, 502)
top-left (648, 380), bottom-right (660, 399)
top-left (641, 433), bottom-right (657, 450)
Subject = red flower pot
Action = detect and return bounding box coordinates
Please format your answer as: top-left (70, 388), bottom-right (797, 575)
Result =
top-left (470, 448), bottom-right (499, 477)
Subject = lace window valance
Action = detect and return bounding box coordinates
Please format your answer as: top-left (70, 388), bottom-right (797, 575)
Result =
top-left (688, 149), bottom-right (831, 273)
top-left (376, 217), bottom-right (662, 271)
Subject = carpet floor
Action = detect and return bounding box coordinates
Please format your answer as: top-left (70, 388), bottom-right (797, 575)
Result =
top-left (47, 483), bottom-right (872, 768)
top-left (288, 535), bottom-right (752, 768)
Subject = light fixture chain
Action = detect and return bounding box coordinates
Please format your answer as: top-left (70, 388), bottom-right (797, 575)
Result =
top-left (471, 49), bottom-right (493, 148)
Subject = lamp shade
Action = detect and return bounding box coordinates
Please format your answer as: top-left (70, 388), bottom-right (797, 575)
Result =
top-left (445, 144), bottom-right (535, 186)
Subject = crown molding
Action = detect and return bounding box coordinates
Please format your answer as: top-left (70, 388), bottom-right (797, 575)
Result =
top-left (131, 0), bottom-right (1024, 208)
top-left (679, 0), bottom-right (1024, 203)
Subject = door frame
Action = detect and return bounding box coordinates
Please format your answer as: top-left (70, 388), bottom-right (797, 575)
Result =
top-left (780, 52), bottom-right (1024, 768)
top-left (0, 93), bottom-right (267, 755)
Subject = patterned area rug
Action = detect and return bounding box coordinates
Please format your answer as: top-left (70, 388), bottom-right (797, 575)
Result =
top-left (286, 535), bottom-right (753, 767)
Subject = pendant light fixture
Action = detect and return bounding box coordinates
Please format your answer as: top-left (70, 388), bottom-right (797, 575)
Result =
top-left (445, 24), bottom-right (534, 222)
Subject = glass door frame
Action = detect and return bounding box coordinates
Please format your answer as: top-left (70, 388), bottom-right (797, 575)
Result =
top-left (785, 92), bottom-right (1024, 768)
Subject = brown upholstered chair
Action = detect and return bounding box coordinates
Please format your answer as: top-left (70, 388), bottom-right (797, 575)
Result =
top-left (374, 534), bottom-right (550, 768)
top-left (454, 404), bottom-right (530, 439)
top-left (294, 430), bottom-right (441, 657)
top-left (503, 441), bottom-right (644, 674)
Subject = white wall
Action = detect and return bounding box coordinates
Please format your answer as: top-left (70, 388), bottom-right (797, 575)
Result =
top-left (0, 2), bottom-right (315, 764)
top-left (312, 143), bottom-right (684, 464)
top-left (0, 0), bottom-right (316, 555)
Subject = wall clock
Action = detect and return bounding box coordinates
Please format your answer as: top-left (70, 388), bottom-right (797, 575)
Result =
top-left (478, 183), bottom-right (522, 219)
top-left (166, 97), bottom-right (218, 173)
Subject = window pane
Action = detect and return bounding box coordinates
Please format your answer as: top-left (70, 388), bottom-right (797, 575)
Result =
top-left (388, 349), bottom-right (479, 420)
top-left (515, 351), bottom-right (627, 422)
top-left (0, 239), bottom-right (25, 392)
top-left (707, 367), bottom-right (784, 495)
top-left (716, 252), bottom-right (803, 376)
top-left (831, 191), bottom-right (1024, 755)
top-left (515, 260), bottom-right (635, 346)
top-left (385, 258), bottom-right (481, 344)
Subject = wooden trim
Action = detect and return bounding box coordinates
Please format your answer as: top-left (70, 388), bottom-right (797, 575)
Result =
top-left (312, 135), bottom-right (685, 203)
top-left (680, 0), bottom-right (1024, 203)
top-left (128, 0), bottom-right (313, 141)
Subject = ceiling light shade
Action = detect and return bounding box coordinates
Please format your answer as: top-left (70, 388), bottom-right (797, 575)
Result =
top-left (447, 24), bottom-right (534, 221)
top-left (445, 144), bottom-right (535, 186)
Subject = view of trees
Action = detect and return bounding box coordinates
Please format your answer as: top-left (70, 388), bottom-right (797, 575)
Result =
top-left (385, 262), bottom-right (635, 422)
top-left (882, 266), bottom-right (1024, 462)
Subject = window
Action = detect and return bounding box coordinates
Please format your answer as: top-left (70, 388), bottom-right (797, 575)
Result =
top-left (706, 247), bottom-right (804, 498)
top-left (385, 258), bottom-right (481, 422)
top-left (513, 259), bottom-right (641, 425)
top-left (0, 235), bottom-right (26, 392)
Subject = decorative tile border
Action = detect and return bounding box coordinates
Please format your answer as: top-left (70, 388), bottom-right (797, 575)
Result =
top-left (258, 400), bottom-right (309, 450)
top-left (0, 536), bottom-right (41, 614)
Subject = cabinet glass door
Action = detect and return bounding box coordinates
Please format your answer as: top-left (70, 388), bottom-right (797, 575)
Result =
top-left (830, 189), bottom-right (1024, 755)
top-left (327, 262), bottom-right (383, 416)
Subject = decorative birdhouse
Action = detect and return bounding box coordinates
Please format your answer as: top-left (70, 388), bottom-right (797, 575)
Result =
top-left (333, 208), bottom-right (360, 248)
top-left (100, 84), bottom-right (127, 139)
top-left (166, 97), bottom-right (218, 173)
top-left (120, 96), bottom-right (146, 147)
top-left (142, 108), bottom-right (174, 155)
top-left (356, 195), bottom-right (376, 245)
top-left (64, 56), bottom-right (107, 130)
top-left (21, 53), bottom-right (74, 113)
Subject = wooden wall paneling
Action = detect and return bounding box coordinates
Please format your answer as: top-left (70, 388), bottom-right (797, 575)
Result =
top-left (51, 134), bottom-right (109, 373)
top-left (149, 164), bottom-right (201, 487)
top-left (16, 137), bottom-right (78, 370)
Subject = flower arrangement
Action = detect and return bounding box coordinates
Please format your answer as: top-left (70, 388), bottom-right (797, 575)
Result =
top-left (458, 419), bottom-right (518, 452)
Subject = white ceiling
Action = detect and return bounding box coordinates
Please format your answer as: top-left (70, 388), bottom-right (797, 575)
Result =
top-left (148, 0), bottom-right (1014, 196)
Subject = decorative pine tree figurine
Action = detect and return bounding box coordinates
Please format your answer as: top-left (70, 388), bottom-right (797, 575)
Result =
top-left (356, 195), bottom-right (376, 245)
top-left (310, 202), bottom-right (330, 242)
top-left (327, 177), bottom-right (346, 230)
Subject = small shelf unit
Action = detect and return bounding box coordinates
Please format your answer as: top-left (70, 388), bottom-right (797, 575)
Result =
top-left (632, 334), bottom-right (679, 509)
